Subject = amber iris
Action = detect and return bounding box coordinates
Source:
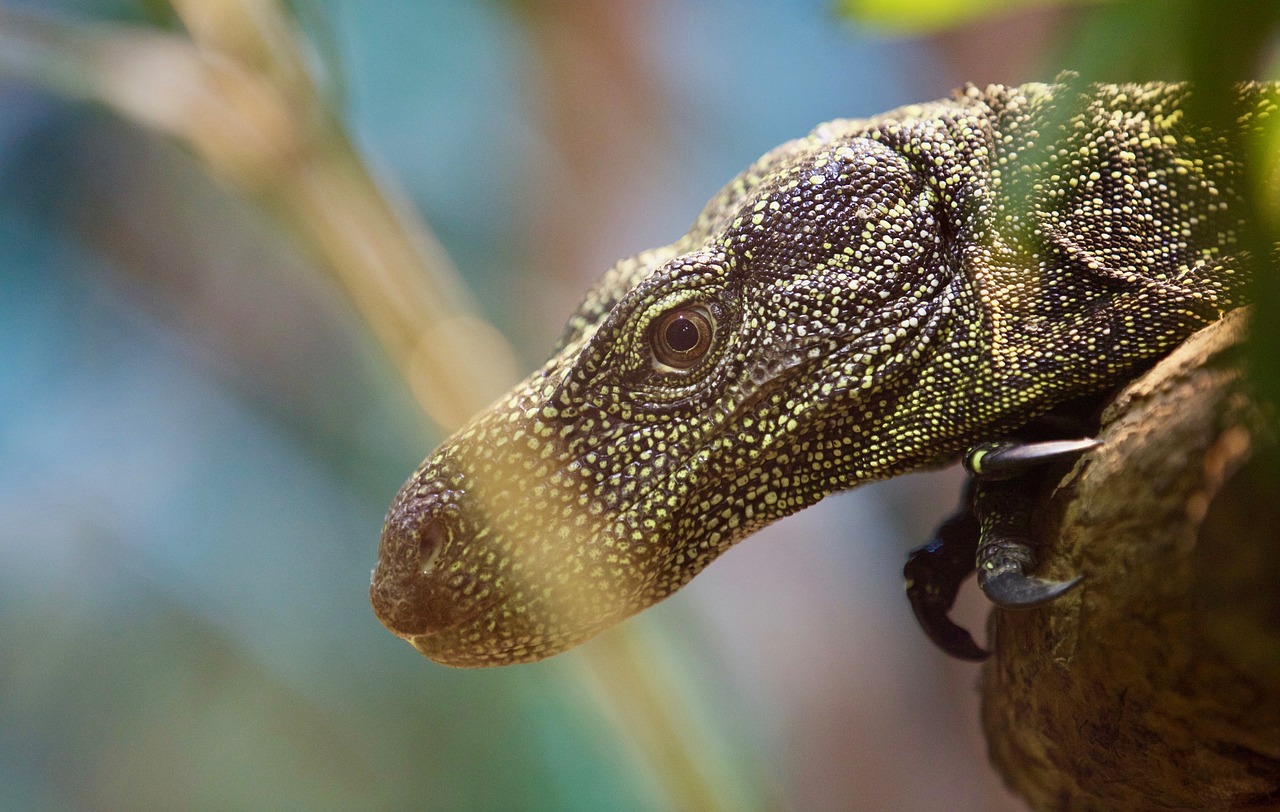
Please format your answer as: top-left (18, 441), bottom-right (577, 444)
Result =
top-left (651, 307), bottom-right (714, 369)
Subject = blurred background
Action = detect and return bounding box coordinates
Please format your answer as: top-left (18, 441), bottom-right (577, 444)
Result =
top-left (1, 1), bottom-right (1276, 810)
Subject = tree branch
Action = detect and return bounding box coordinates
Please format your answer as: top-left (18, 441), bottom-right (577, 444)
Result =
top-left (982, 308), bottom-right (1280, 809)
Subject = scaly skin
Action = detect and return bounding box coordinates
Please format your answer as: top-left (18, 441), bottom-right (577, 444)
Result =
top-left (372, 81), bottom-right (1275, 667)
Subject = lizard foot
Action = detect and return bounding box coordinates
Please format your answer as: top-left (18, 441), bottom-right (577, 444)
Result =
top-left (976, 534), bottom-right (1083, 608)
top-left (906, 434), bottom-right (1096, 660)
top-left (904, 496), bottom-right (989, 661)
top-left (971, 446), bottom-right (1091, 610)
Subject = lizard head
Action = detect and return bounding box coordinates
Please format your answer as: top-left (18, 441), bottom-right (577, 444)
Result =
top-left (372, 120), bottom-right (973, 666)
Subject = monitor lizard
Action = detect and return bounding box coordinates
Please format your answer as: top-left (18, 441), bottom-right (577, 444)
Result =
top-left (371, 80), bottom-right (1277, 667)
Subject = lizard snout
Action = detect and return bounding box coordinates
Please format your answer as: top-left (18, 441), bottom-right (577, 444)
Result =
top-left (370, 476), bottom-right (474, 639)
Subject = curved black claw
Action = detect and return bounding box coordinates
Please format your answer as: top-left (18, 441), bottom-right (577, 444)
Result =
top-left (976, 536), bottom-right (1083, 609)
top-left (979, 567), bottom-right (1083, 609)
top-left (964, 438), bottom-right (1102, 481)
top-left (904, 503), bottom-right (989, 661)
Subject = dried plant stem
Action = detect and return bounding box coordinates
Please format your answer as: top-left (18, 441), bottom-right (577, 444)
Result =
top-left (0, 5), bottom-right (514, 430)
top-left (0, 5), bottom-right (748, 809)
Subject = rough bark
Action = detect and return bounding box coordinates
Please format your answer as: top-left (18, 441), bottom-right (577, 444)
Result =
top-left (982, 309), bottom-right (1280, 810)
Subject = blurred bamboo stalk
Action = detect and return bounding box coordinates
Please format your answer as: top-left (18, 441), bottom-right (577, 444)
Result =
top-left (576, 621), bottom-right (767, 812)
top-left (0, 3), bottom-right (755, 810)
top-left (0, 2), bottom-right (514, 432)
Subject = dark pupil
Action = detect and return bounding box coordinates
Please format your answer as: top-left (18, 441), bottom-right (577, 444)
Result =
top-left (665, 315), bottom-right (701, 353)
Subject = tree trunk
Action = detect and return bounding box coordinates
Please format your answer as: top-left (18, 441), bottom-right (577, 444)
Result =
top-left (981, 309), bottom-right (1280, 810)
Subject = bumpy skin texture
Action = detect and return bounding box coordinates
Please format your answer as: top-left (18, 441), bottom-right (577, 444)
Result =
top-left (372, 81), bottom-right (1274, 667)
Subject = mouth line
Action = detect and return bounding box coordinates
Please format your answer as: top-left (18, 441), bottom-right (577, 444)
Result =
top-left (379, 578), bottom-right (507, 642)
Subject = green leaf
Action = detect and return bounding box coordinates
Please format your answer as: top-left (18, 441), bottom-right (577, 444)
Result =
top-left (836, 0), bottom-right (1108, 34)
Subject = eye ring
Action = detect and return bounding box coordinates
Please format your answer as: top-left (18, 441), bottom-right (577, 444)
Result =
top-left (650, 306), bottom-right (715, 370)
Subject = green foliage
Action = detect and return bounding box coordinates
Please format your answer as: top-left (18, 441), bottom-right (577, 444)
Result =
top-left (1052, 0), bottom-right (1280, 83)
top-left (836, 0), bottom-right (1102, 34)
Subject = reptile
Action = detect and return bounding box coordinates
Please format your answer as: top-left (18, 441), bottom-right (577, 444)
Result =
top-left (371, 80), bottom-right (1277, 667)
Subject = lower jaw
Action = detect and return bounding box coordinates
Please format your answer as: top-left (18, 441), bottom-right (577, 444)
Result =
top-left (408, 633), bottom-right (565, 668)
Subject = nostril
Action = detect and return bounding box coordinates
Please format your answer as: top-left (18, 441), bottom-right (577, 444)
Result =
top-left (417, 520), bottom-right (450, 575)
top-left (371, 488), bottom-right (467, 638)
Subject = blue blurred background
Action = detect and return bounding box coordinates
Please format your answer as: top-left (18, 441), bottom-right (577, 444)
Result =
top-left (0, 1), bottom-right (1089, 809)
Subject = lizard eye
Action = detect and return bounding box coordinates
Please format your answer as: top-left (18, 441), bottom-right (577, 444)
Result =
top-left (650, 306), bottom-right (714, 369)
